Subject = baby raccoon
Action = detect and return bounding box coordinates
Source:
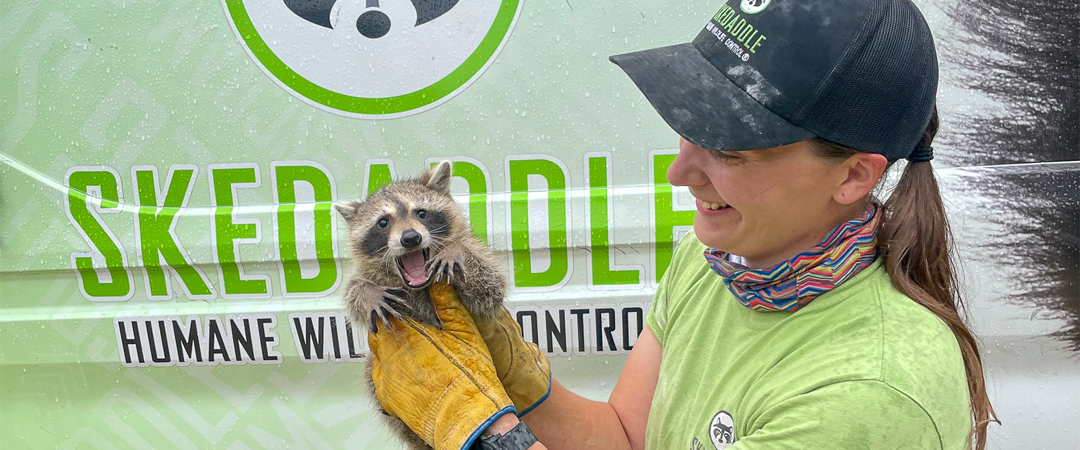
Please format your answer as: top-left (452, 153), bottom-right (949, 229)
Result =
top-left (335, 161), bottom-right (507, 450)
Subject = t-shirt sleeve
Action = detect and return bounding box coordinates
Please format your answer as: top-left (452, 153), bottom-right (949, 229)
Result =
top-left (732, 381), bottom-right (944, 450)
top-left (646, 270), bottom-right (671, 347)
top-left (647, 231), bottom-right (695, 348)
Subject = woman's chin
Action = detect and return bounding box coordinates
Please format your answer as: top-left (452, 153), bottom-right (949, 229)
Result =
top-left (692, 221), bottom-right (737, 250)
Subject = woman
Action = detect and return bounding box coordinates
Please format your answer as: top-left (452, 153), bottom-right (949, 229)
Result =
top-left (366, 0), bottom-right (997, 449)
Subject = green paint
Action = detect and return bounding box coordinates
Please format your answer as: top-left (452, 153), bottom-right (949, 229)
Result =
top-left (588, 156), bottom-right (640, 285)
top-left (211, 167), bottom-right (268, 296)
top-left (366, 163), bottom-right (395, 198)
top-left (431, 161), bottom-right (489, 244)
top-left (507, 159), bottom-right (568, 288)
top-left (275, 164), bottom-right (338, 295)
top-left (67, 170), bottom-right (131, 299)
top-left (134, 168), bottom-right (213, 298)
top-left (652, 154), bottom-right (695, 282)
top-left (222, 0), bottom-right (521, 115)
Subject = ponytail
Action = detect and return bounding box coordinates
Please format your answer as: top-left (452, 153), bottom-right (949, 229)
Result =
top-left (812, 109), bottom-right (998, 450)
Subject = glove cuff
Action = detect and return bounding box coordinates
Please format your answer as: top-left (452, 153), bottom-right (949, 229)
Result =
top-left (460, 405), bottom-right (517, 450)
top-left (516, 373), bottom-right (552, 417)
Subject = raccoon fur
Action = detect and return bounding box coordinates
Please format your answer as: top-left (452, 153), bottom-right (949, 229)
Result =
top-left (334, 161), bottom-right (507, 450)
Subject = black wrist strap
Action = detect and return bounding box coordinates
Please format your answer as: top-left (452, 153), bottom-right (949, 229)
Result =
top-left (475, 420), bottom-right (537, 450)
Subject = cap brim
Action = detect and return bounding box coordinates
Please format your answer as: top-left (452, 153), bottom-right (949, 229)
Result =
top-left (610, 43), bottom-right (815, 151)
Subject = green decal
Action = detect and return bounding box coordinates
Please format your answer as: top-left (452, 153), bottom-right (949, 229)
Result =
top-left (365, 162), bottom-right (395, 198)
top-left (274, 164), bottom-right (339, 296)
top-left (67, 170), bottom-right (132, 300)
top-left (133, 166), bottom-right (213, 299)
top-left (652, 154), bottom-right (695, 282)
top-left (431, 160), bottom-right (490, 245)
top-left (587, 156), bottom-right (640, 286)
top-left (507, 158), bottom-right (569, 288)
top-left (221, 0), bottom-right (522, 117)
top-left (210, 166), bottom-right (269, 297)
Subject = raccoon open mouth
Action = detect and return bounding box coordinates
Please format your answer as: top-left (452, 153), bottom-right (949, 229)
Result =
top-left (396, 249), bottom-right (432, 288)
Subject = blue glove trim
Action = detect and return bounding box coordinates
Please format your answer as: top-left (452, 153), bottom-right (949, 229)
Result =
top-left (517, 373), bottom-right (552, 418)
top-left (461, 405), bottom-right (517, 450)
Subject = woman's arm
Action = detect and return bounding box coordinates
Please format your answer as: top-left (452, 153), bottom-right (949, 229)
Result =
top-left (519, 327), bottom-right (662, 450)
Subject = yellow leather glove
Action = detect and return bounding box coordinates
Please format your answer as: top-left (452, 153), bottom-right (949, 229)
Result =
top-left (474, 305), bottom-right (552, 416)
top-left (368, 282), bottom-right (516, 450)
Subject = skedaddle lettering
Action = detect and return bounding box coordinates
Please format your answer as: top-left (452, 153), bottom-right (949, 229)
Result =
top-left (65, 152), bottom-right (692, 301)
top-left (711, 4), bottom-right (768, 55)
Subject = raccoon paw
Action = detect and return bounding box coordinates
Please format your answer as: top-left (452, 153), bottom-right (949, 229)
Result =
top-left (368, 288), bottom-right (411, 334)
top-left (426, 249), bottom-right (465, 284)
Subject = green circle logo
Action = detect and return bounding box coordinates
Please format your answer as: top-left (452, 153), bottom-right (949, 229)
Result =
top-left (222, 0), bottom-right (522, 118)
top-left (740, 0), bottom-right (771, 15)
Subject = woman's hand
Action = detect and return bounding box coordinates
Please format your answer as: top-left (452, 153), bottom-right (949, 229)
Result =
top-left (368, 282), bottom-right (516, 450)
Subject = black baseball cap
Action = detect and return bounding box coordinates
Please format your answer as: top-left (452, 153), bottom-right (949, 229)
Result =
top-left (610, 0), bottom-right (938, 161)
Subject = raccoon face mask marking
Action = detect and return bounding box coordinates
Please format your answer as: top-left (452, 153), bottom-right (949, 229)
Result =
top-left (282, 0), bottom-right (461, 39)
top-left (360, 207), bottom-right (437, 288)
top-left (335, 160), bottom-right (462, 290)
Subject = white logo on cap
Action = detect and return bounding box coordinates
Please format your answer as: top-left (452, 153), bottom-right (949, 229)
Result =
top-left (740, 0), bottom-right (772, 15)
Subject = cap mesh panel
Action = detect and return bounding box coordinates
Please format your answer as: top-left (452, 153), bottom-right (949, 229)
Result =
top-left (793, 0), bottom-right (938, 160)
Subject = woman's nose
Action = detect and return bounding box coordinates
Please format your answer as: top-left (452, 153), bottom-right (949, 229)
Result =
top-left (667, 142), bottom-right (709, 187)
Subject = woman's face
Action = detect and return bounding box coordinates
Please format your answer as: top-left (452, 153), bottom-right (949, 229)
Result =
top-left (667, 137), bottom-right (862, 268)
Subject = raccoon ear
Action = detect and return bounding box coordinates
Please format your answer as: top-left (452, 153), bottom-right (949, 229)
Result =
top-left (333, 201), bottom-right (362, 222)
top-left (423, 160), bottom-right (453, 194)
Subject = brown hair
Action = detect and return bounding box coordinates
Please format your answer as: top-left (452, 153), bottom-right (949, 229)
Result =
top-left (810, 109), bottom-right (998, 449)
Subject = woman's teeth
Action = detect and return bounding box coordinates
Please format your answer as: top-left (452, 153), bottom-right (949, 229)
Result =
top-left (704, 201), bottom-right (728, 210)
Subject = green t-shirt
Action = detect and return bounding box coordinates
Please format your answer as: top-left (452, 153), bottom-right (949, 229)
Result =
top-left (645, 231), bottom-right (972, 450)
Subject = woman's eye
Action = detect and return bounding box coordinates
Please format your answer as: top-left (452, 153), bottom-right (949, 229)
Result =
top-left (416, 209), bottom-right (427, 219)
top-left (378, 218), bottom-right (388, 228)
top-left (711, 149), bottom-right (737, 160)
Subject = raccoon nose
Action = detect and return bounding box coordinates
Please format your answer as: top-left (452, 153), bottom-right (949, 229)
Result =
top-left (400, 229), bottom-right (422, 248)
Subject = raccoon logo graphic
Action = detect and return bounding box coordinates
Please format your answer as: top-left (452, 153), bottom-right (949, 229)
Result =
top-left (740, 0), bottom-right (772, 15)
top-left (709, 411), bottom-right (736, 449)
top-left (281, 0), bottom-right (460, 39)
top-left (222, 0), bottom-right (522, 118)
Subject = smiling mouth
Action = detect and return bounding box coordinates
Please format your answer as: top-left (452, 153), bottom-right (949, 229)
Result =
top-left (396, 248), bottom-right (432, 288)
top-left (698, 199), bottom-right (731, 211)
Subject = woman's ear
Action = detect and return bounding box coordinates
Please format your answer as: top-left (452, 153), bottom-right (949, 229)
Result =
top-left (835, 153), bottom-right (888, 205)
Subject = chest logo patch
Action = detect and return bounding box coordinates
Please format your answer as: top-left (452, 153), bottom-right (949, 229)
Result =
top-left (709, 411), bottom-right (736, 449)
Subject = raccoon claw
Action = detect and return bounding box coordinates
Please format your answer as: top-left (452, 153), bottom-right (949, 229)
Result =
top-left (426, 255), bottom-right (465, 284)
top-left (382, 289), bottom-right (411, 310)
top-left (368, 291), bottom-right (408, 334)
top-left (372, 304), bottom-right (402, 333)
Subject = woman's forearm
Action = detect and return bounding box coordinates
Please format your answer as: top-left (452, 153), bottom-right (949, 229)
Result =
top-left (520, 380), bottom-right (633, 450)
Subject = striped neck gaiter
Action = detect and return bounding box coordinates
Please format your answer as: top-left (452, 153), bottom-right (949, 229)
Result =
top-left (703, 203), bottom-right (882, 313)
